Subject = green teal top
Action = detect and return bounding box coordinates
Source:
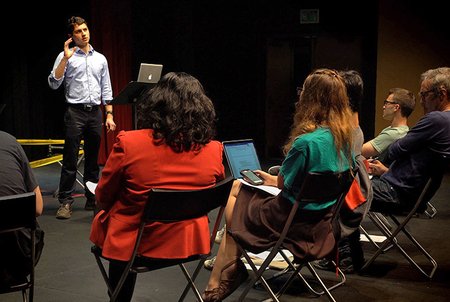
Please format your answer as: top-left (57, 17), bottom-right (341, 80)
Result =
top-left (279, 127), bottom-right (352, 210)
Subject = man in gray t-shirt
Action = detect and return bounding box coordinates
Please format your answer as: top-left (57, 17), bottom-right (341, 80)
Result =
top-left (362, 88), bottom-right (415, 163)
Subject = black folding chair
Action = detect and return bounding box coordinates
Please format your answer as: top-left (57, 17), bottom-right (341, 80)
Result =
top-left (0, 192), bottom-right (37, 302)
top-left (360, 171), bottom-right (446, 279)
top-left (420, 171), bottom-right (444, 219)
top-left (229, 170), bottom-right (353, 302)
top-left (91, 177), bottom-right (234, 302)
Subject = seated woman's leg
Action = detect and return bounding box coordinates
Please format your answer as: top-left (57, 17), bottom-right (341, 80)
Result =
top-left (203, 180), bottom-right (246, 301)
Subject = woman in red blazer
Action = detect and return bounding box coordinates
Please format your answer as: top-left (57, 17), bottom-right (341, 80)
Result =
top-left (90, 72), bottom-right (225, 301)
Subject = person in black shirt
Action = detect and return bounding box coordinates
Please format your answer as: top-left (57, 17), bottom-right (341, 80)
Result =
top-left (0, 131), bottom-right (44, 287)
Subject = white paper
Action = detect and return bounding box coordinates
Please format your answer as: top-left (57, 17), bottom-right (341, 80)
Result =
top-left (248, 249), bottom-right (293, 262)
top-left (243, 249), bottom-right (294, 270)
top-left (360, 234), bottom-right (387, 243)
top-left (238, 178), bottom-right (281, 196)
top-left (86, 181), bottom-right (98, 195)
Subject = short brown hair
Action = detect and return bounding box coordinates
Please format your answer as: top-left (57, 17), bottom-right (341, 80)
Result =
top-left (66, 16), bottom-right (87, 35)
top-left (388, 88), bottom-right (415, 117)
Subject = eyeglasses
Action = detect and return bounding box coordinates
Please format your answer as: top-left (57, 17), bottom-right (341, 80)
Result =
top-left (383, 100), bottom-right (398, 106)
top-left (419, 89), bottom-right (435, 99)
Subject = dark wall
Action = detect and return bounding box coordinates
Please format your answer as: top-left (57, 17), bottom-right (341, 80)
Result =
top-left (130, 0), bottom-right (378, 159)
top-left (131, 1), bottom-right (266, 143)
top-left (2, 2), bottom-right (91, 159)
top-left (3, 0), bottom-right (377, 161)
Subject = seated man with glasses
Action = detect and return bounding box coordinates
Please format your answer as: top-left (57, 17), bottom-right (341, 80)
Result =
top-left (362, 88), bottom-right (416, 163)
top-left (367, 67), bottom-right (450, 214)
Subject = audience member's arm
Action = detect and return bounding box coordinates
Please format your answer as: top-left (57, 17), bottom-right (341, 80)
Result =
top-left (388, 114), bottom-right (439, 160)
top-left (277, 173), bottom-right (284, 190)
top-left (361, 141), bottom-right (380, 159)
top-left (368, 159), bottom-right (389, 177)
top-left (34, 186), bottom-right (44, 216)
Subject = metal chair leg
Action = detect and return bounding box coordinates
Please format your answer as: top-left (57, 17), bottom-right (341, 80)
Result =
top-left (424, 202), bottom-right (437, 218)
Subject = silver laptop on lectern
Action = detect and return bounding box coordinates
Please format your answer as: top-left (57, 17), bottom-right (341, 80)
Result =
top-left (137, 63), bottom-right (163, 83)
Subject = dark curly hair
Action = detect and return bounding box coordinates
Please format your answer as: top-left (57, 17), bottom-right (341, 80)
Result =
top-left (136, 72), bottom-right (217, 153)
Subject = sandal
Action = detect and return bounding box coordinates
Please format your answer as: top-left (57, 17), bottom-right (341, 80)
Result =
top-left (217, 258), bottom-right (249, 300)
top-left (202, 287), bottom-right (221, 302)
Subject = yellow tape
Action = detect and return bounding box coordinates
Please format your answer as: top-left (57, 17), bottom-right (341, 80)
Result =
top-left (17, 139), bottom-right (84, 145)
top-left (20, 139), bottom-right (85, 168)
top-left (29, 155), bottom-right (63, 168)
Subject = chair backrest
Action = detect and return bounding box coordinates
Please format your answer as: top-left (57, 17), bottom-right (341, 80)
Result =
top-left (278, 170), bottom-right (353, 254)
top-left (0, 192), bottom-right (37, 301)
top-left (297, 170), bottom-right (353, 206)
top-left (415, 154), bottom-right (449, 213)
top-left (92, 178), bottom-right (234, 302)
top-left (0, 192), bottom-right (36, 233)
top-left (143, 177), bottom-right (234, 223)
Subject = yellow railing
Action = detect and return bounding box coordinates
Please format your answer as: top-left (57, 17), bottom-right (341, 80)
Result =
top-left (17, 139), bottom-right (66, 145)
top-left (17, 139), bottom-right (84, 169)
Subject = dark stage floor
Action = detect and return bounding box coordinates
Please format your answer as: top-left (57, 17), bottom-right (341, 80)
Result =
top-left (2, 162), bottom-right (450, 302)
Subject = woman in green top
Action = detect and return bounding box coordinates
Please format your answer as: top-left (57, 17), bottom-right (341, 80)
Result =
top-left (202, 68), bottom-right (355, 302)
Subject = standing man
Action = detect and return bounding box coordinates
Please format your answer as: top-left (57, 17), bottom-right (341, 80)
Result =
top-left (48, 16), bottom-right (116, 219)
top-left (362, 88), bottom-right (415, 162)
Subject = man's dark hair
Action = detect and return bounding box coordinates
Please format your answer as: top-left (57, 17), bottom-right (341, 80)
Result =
top-left (66, 16), bottom-right (87, 35)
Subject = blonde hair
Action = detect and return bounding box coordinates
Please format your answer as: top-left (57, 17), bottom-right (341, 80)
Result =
top-left (283, 68), bottom-right (354, 165)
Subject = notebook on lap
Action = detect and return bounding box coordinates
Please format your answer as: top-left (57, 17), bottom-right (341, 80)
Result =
top-left (222, 139), bottom-right (262, 179)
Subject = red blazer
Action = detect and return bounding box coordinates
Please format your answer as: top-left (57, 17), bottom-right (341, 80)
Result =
top-left (90, 129), bottom-right (225, 261)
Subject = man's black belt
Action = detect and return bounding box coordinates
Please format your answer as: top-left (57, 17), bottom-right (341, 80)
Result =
top-left (68, 104), bottom-right (99, 112)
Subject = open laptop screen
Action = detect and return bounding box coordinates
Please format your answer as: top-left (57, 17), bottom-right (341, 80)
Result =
top-left (222, 139), bottom-right (262, 179)
top-left (137, 63), bottom-right (163, 83)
